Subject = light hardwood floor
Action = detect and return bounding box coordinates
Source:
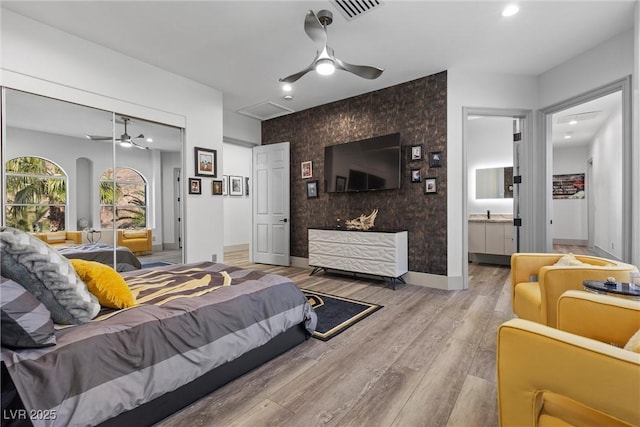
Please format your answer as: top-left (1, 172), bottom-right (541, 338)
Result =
top-left (158, 253), bottom-right (514, 427)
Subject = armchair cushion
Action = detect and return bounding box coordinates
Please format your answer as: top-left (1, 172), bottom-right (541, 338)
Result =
top-left (116, 228), bottom-right (152, 255)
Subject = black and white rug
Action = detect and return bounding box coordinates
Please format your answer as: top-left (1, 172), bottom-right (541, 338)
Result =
top-left (302, 289), bottom-right (382, 341)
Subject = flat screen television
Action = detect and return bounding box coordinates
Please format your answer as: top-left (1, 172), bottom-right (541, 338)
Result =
top-left (324, 133), bottom-right (401, 193)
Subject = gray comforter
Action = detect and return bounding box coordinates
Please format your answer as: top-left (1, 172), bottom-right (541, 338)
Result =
top-left (57, 243), bottom-right (142, 271)
top-left (1, 262), bottom-right (317, 427)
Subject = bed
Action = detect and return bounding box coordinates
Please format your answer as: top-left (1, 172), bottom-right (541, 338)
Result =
top-left (1, 261), bottom-right (317, 427)
top-left (56, 243), bottom-right (142, 272)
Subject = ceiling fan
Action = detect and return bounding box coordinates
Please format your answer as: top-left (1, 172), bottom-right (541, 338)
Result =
top-left (85, 117), bottom-right (149, 150)
top-left (279, 9), bottom-right (384, 84)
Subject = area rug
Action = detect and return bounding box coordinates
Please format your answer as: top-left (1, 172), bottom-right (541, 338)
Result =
top-left (301, 289), bottom-right (382, 341)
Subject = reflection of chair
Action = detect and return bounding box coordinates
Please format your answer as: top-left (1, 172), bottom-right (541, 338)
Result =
top-left (116, 228), bottom-right (152, 255)
top-left (34, 230), bottom-right (82, 247)
top-left (511, 253), bottom-right (638, 327)
top-left (497, 291), bottom-right (640, 427)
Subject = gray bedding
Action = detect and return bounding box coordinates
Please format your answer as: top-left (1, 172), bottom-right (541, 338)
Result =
top-left (57, 243), bottom-right (142, 271)
top-left (1, 262), bottom-right (317, 427)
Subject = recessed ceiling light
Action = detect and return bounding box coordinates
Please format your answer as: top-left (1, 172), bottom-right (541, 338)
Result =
top-left (569, 120), bottom-right (578, 125)
top-left (564, 135), bottom-right (572, 139)
top-left (146, 138), bottom-right (153, 143)
top-left (282, 84), bottom-right (292, 92)
top-left (502, 4), bottom-right (519, 17)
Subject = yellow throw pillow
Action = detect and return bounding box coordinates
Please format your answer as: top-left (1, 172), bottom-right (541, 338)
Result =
top-left (624, 329), bottom-right (640, 353)
top-left (70, 259), bottom-right (135, 309)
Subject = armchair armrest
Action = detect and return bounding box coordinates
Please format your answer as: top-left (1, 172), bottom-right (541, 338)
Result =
top-left (539, 265), bottom-right (638, 327)
top-left (558, 290), bottom-right (640, 347)
top-left (510, 253), bottom-right (563, 298)
top-left (497, 319), bottom-right (640, 427)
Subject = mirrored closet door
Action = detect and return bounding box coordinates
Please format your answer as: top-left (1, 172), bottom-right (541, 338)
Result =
top-left (2, 88), bottom-right (183, 270)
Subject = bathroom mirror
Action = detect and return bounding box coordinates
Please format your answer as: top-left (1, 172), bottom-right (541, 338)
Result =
top-left (476, 166), bottom-right (513, 199)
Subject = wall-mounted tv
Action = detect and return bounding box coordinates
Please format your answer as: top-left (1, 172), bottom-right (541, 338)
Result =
top-left (325, 133), bottom-right (401, 193)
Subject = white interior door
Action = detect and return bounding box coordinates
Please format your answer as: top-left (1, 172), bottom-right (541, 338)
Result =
top-left (252, 142), bottom-right (290, 266)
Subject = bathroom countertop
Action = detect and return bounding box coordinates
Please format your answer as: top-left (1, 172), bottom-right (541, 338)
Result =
top-left (468, 214), bottom-right (513, 223)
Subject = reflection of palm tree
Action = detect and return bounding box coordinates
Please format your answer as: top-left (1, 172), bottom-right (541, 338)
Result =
top-left (116, 190), bottom-right (146, 228)
top-left (5, 157), bottom-right (66, 231)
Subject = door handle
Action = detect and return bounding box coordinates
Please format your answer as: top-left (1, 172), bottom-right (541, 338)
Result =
top-left (279, 218), bottom-right (288, 223)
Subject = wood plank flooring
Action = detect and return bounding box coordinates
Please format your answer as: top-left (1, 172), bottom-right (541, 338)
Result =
top-left (157, 253), bottom-right (513, 427)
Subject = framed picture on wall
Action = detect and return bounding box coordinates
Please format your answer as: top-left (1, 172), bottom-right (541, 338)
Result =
top-left (212, 180), bottom-right (223, 195)
top-left (411, 168), bottom-right (421, 183)
top-left (429, 151), bottom-right (442, 168)
top-left (425, 177), bottom-right (437, 194)
top-left (306, 180), bottom-right (319, 199)
top-left (301, 161), bottom-right (313, 179)
top-left (222, 175), bottom-right (228, 195)
top-left (188, 177), bottom-right (201, 195)
top-left (229, 175), bottom-right (243, 196)
top-left (194, 147), bottom-right (217, 177)
top-left (410, 144), bottom-right (423, 161)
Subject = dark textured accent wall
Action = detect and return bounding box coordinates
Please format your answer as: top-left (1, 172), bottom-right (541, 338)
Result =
top-left (262, 71), bottom-right (447, 275)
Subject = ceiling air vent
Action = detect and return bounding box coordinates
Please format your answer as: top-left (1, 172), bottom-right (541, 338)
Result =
top-left (237, 101), bottom-right (294, 121)
top-left (330, 0), bottom-right (384, 21)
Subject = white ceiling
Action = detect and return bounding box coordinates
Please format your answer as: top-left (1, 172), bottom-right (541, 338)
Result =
top-left (2, 0), bottom-right (635, 118)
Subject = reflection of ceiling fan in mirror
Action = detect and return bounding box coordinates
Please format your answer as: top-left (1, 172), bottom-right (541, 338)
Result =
top-left (85, 117), bottom-right (149, 150)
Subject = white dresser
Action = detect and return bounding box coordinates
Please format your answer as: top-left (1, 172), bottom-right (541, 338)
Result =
top-left (308, 229), bottom-right (408, 283)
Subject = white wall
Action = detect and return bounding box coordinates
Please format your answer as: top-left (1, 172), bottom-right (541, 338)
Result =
top-left (1, 10), bottom-right (224, 263)
top-left (222, 143), bottom-right (252, 249)
top-left (591, 105), bottom-right (623, 258)
top-left (448, 70), bottom-right (538, 288)
top-left (552, 146), bottom-right (589, 242)
top-left (223, 110), bottom-right (261, 146)
top-left (538, 30), bottom-right (634, 108)
top-left (539, 28), bottom-right (636, 265)
top-left (467, 116), bottom-right (514, 215)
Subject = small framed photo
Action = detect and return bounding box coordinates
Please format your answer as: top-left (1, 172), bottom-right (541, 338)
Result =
top-left (212, 180), bottom-right (223, 195)
top-left (306, 180), bottom-right (319, 199)
top-left (301, 161), bottom-right (313, 179)
top-left (425, 177), bottom-right (437, 194)
top-left (222, 175), bottom-right (228, 195)
top-left (229, 175), bottom-right (244, 196)
top-left (335, 175), bottom-right (347, 192)
top-left (429, 151), bottom-right (442, 168)
top-left (411, 168), bottom-right (421, 183)
top-left (410, 144), bottom-right (423, 161)
top-left (194, 147), bottom-right (217, 177)
top-left (188, 178), bottom-right (201, 195)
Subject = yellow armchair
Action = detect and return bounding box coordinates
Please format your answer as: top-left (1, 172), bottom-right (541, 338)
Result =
top-left (34, 230), bottom-right (82, 246)
top-left (511, 253), bottom-right (637, 327)
top-left (497, 291), bottom-right (640, 427)
top-left (116, 228), bottom-right (152, 255)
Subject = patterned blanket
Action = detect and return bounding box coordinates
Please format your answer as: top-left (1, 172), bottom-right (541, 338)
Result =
top-left (1, 262), bottom-right (317, 427)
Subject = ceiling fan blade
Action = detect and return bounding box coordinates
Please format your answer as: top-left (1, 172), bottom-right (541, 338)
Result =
top-left (85, 134), bottom-right (113, 141)
top-left (131, 140), bottom-right (149, 150)
top-left (304, 10), bottom-right (326, 47)
top-left (279, 63), bottom-right (316, 84)
top-left (334, 57), bottom-right (384, 80)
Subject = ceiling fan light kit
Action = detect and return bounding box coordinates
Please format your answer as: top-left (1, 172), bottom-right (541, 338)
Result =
top-left (86, 117), bottom-right (150, 150)
top-left (279, 9), bottom-right (383, 84)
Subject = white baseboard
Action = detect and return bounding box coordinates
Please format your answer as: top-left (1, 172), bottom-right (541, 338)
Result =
top-left (224, 243), bottom-right (250, 252)
top-left (291, 257), bottom-right (462, 290)
top-left (553, 239), bottom-right (588, 246)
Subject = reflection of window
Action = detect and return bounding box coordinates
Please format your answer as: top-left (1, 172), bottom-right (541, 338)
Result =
top-left (99, 167), bottom-right (147, 229)
top-left (5, 156), bottom-right (67, 232)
